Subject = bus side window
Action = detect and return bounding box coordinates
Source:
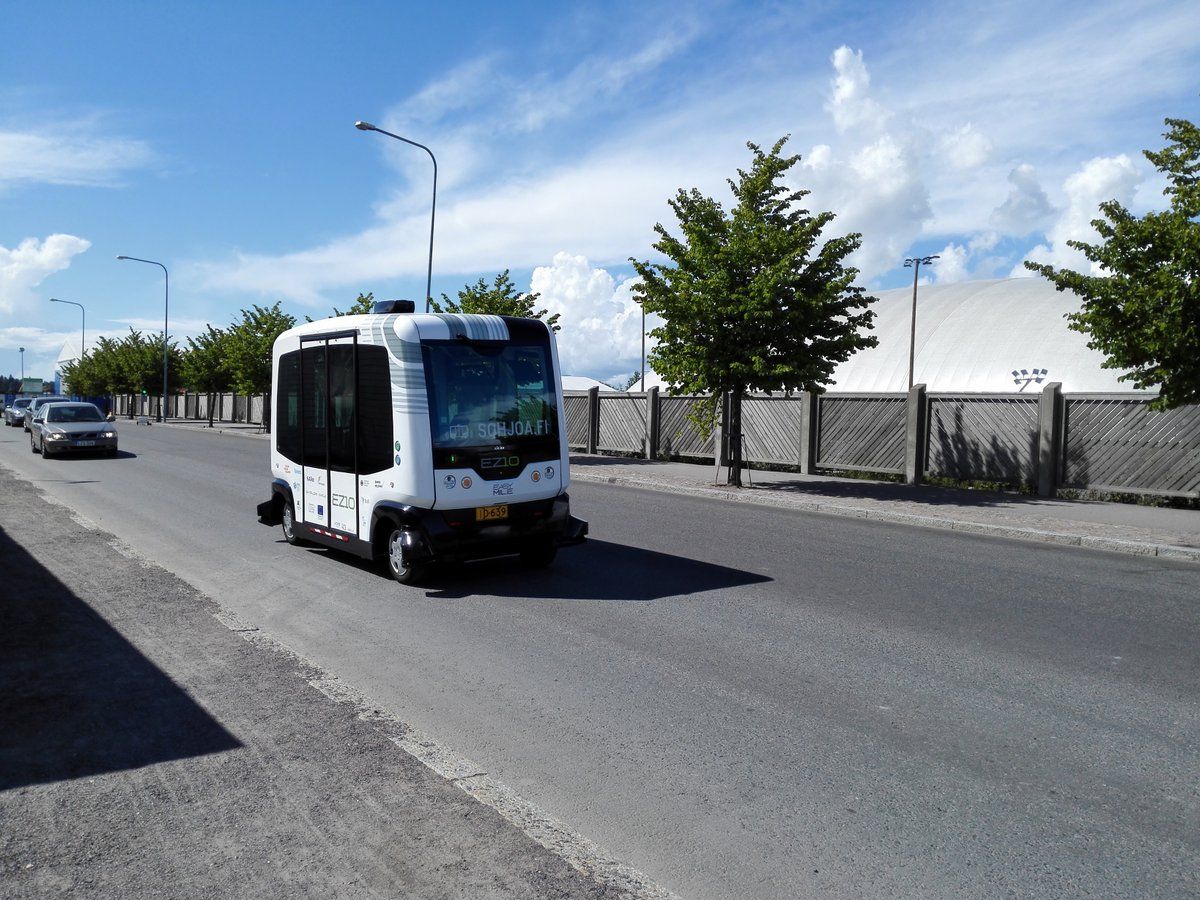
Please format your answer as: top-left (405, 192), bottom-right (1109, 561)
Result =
top-left (276, 351), bottom-right (302, 462)
top-left (356, 345), bottom-right (393, 474)
top-left (301, 346), bottom-right (328, 470)
top-left (327, 345), bottom-right (355, 472)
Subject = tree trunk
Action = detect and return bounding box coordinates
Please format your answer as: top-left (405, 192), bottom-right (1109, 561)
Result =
top-left (262, 389), bottom-right (271, 432)
top-left (726, 389), bottom-right (743, 487)
top-left (207, 392), bottom-right (215, 428)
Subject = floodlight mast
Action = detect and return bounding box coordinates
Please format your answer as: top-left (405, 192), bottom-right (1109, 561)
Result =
top-left (355, 120), bottom-right (437, 313)
top-left (902, 255), bottom-right (939, 390)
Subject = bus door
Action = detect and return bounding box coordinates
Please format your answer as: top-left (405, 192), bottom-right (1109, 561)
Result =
top-left (299, 331), bottom-right (360, 538)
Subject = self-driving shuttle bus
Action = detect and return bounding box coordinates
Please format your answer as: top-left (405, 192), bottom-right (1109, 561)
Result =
top-left (257, 301), bottom-right (587, 583)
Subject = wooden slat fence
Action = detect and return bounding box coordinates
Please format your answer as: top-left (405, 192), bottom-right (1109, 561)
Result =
top-left (926, 394), bottom-right (1039, 485)
top-left (563, 392), bottom-right (590, 449)
top-left (816, 394), bottom-right (906, 474)
top-left (742, 396), bottom-right (803, 465)
top-left (658, 395), bottom-right (715, 459)
top-left (1062, 395), bottom-right (1200, 497)
top-left (597, 393), bottom-right (647, 454)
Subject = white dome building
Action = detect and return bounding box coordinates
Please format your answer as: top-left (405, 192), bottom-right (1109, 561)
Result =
top-left (829, 277), bottom-right (1141, 393)
top-left (634, 277), bottom-right (1145, 394)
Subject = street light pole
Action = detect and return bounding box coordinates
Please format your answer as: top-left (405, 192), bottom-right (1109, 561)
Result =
top-left (117, 255), bottom-right (169, 421)
top-left (355, 120), bottom-right (437, 313)
top-left (19, 347), bottom-right (25, 382)
top-left (902, 255), bottom-right (939, 390)
top-left (49, 298), bottom-right (86, 397)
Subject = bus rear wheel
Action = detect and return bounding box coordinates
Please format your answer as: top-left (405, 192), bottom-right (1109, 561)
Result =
top-left (387, 528), bottom-right (426, 585)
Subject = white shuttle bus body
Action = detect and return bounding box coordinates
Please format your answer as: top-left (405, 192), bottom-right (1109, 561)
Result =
top-left (257, 303), bottom-right (586, 583)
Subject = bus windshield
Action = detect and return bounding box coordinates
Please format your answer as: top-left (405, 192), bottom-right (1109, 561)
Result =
top-left (424, 341), bottom-right (558, 450)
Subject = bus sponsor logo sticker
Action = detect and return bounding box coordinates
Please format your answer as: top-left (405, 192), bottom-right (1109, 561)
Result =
top-left (545, 465), bottom-right (555, 478)
top-left (443, 474), bottom-right (457, 489)
top-left (492, 482), bottom-right (514, 496)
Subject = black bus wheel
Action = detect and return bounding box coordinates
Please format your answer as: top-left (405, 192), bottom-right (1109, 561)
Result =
top-left (281, 500), bottom-right (305, 546)
top-left (520, 540), bottom-right (557, 568)
top-left (387, 528), bottom-right (425, 585)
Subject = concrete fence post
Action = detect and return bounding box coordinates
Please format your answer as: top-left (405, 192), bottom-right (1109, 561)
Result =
top-left (646, 386), bottom-right (660, 459)
top-left (904, 383), bottom-right (927, 485)
top-left (1037, 381), bottom-right (1063, 497)
top-left (586, 386), bottom-right (599, 454)
top-left (798, 391), bottom-right (818, 474)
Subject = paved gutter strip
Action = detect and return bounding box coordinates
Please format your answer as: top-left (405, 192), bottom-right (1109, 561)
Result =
top-left (1, 462), bottom-right (673, 900)
top-left (212, 611), bottom-right (677, 900)
top-left (572, 471), bottom-right (1200, 563)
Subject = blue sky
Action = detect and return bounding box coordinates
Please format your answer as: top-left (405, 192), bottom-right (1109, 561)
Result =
top-left (2, 0), bottom-right (1197, 384)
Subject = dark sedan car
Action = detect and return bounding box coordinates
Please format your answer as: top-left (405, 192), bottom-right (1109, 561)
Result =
top-left (30, 403), bottom-right (118, 457)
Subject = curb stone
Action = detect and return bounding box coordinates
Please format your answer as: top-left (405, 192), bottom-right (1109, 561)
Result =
top-left (571, 471), bottom-right (1200, 564)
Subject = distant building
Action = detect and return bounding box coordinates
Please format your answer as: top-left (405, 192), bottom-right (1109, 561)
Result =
top-left (562, 375), bottom-right (618, 392)
top-left (55, 337), bottom-right (89, 395)
top-left (632, 277), bottom-right (1147, 394)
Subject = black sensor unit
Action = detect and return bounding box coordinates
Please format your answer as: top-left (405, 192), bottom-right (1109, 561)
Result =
top-left (372, 299), bottom-right (416, 314)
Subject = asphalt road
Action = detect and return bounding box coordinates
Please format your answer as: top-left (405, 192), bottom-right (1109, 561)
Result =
top-left (1, 421), bottom-right (1197, 898)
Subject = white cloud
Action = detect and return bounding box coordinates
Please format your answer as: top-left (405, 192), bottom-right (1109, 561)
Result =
top-left (530, 252), bottom-right (655, 379)
top-left (826, 47), bottom-right (889, 134)
top-left (1016, 154), bottom-right (1142, 275)
top-left (990, 164), bottom-right (1054, 234)
top-left (802, 130), bottom-right (932, 280)
top-left (937, 124), bottom-right (992, 170)
top-left (0, 123), bottom-right (153, 189)
top-left (0, 234), bottom-right (91, 314)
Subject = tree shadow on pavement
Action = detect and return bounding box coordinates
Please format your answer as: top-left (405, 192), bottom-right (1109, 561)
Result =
top-left (422, 539), bottom-right (771, 601)
top-left (0, 524), bottom-right (241, 791)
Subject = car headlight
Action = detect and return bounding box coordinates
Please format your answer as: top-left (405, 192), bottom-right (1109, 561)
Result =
top-left (101, 431), bottom-right (116, 438)
top-left (47, 433), bottom-right (67, 441)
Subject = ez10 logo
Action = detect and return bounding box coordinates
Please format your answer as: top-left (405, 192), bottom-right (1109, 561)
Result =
top-left (1012, 368), bottom-right (1049, 391)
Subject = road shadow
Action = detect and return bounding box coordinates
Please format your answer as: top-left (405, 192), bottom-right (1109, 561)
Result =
top-left (0, 524), bottom-right (241, 791)
top-left (39, 449), bottom-right (139, 461)
top-left (422, 539), bottom-right (772, 601)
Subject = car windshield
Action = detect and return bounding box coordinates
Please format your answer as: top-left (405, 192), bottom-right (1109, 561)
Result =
top-left (47, 406), bottom-right (104, 423)
top-left (14, 399), bottom-right (32, 410)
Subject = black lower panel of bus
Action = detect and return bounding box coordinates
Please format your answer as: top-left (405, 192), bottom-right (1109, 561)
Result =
top-left (401, 495), bottom-right (588, 565)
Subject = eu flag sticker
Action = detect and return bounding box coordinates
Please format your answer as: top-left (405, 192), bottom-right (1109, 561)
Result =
top-left (317, 504), bottom-right (324, 516)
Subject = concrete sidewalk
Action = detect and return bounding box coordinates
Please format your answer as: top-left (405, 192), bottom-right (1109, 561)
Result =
top-left (151, 419), bottom-right (1200, 562)
top-left (569, 455), bottom-right (1200, 563)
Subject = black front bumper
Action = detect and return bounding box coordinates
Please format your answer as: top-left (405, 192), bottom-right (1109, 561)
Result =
top-left (402, 494), bottom-right (587, 564)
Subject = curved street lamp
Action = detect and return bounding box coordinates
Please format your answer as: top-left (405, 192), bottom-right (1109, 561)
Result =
top-left (117, 255), bottom-right (169, 421)
top-left (49, 297), bottom-right (86, 357)
top-left (355, 120), bottom-right (437, 313)
top-left (902, 255), bottom-right (939, 390)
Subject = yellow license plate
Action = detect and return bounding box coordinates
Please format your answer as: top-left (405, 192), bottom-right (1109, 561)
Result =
top-left (476, 505), bottom-right (508, 522)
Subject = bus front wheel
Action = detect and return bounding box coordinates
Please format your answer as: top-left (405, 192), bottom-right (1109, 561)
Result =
top-left (281, 500), bottom-right (306, 546)
top-left (387, 528), bottom-right (426, 585)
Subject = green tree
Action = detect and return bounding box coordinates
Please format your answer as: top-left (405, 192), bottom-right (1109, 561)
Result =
top-left (305, 292), bottom-right (376, 322)
top-left (1024, 117), bottom-right (1200, 409)
top-left (433, 270), bottom-right (561, 331)
top-left (226, 302), bottom-right (296, 428)
top-left (631, 137), bottom-right (877, 485)
top-left (180, 326), bottom-right (233, 427)
top-left (114, 329), bottom-right (180, 418)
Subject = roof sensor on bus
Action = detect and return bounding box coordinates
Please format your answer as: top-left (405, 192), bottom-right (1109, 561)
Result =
top-left (372, 299), bottom-right (416, 314)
